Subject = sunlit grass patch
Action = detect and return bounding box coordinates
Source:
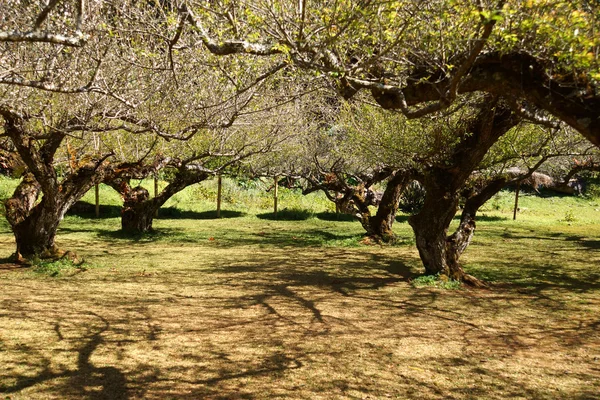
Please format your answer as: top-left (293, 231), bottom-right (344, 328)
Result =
top-left (29, 257), bottom-right (88, 278)
top-left (411, 273), bottom-right (463, 290)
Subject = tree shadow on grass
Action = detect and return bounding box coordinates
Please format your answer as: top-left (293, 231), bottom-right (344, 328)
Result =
top-left (256, 209), bottom-right (314, 221)
top-left (3, 243), bottom-right (598, 399)
top-left (563, 235), bottom-right (600, 250)
top-left (395, 215), bottom-right (410, 223)
top-left (156, 208), bottom-right (245, 220)
top-left (1, 312), bottom-right (129, 400)
top-left (475, 214), bottom-right (510, 222)
top-left (210, 229), bottom-right (364, 248)
top-left (315, 212), bottom-right (356, 222)
top-left (0, 259), bottom-right (27, 272)
top-left (481, 263), bottom-right (600, 293)
top-left (95, 228), bottom-right (191, 243)
top-left (501, 231), bottom-right (600, 253)
top-left (216, 250), bottom-right (414, 291)
top-left (66, 201), bottom-right (122, 219)
top-left (67, 202), bottom-right (246, 221)
top-left (0, 305), bottom-right (305, 400)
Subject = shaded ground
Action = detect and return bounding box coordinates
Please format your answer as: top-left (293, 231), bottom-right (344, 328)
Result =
top-left (0, 214), bottom-right (599, 399)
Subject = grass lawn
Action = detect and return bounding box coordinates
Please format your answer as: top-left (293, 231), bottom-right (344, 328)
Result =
top-left (0, 177), bottom-right (599, 399)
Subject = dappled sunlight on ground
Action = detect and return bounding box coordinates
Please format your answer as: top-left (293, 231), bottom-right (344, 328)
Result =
top-left (1, 222), bottom-right (599, 399)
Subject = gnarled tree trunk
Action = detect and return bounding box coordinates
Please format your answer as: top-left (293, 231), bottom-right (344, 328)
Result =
top-left (446, 178), bottom-right (508, 275)
top-left (408, 184), bottom-right (462, 276)
top-left (367, 172), bottom-right (410, 242)
top-left (407, 99), bottom-right (519, 286)
top-left (409, 188), bottom-right (485, 287)
top-left (108, 168), bottom-right (210, 234)
top-left (1, 109), bottom-right (113, 260)
top-left (11, 202), bottom-right (64, 258)
top-left (120, 186), bottom-right (155, 233)
top-left (3, 173), bottom-right (50, 259)
top-left (5, 166), bottom-right (110, 259)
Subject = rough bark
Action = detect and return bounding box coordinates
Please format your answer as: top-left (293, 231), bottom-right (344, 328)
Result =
top-left (4, 164), bottom-right (111, 259)
top-left (305, 169), bottom-right (402, 242)
top-left (302, 168), bottom-right (393, 237)
top-left (407, 100), bottom-right (519, 286)
top-left (409, 182), bottom-right (488, 288)
top-left (11, 201), bottom-right (62, 259)
top-left (120, 186), bottom-right (155, 233)
top-left (1, 109), bottom-right (113, 259)
top-left (365, 172), bottom-right (411, 242)
top-left (409, 188), bottom-right (460, 277)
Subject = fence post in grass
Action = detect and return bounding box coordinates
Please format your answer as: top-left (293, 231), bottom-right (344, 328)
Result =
top-left (217, 174), bottom-right (222, 218)
top-left (274, 175), bottom-right (279, 218)
top-left (513, 182), bottom-right (520, 220)
top-left (154, 173), bottom-right (159, 217)
top-left (95, 184), bottom-right (100, 218)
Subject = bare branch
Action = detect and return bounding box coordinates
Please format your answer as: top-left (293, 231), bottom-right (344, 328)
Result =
top-left (181, 3), bottom-right (284, 56)
top-left (0, 30), bottom-right (88, 47)
top-left (0, 76), bottom-right (89, 94)
top-left (75, 0), bottom-right (85, 32)
top-left (445, 2), bottom-right (505, 102)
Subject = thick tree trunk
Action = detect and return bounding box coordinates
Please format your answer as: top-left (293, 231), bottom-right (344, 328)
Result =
top-left (12, 204), bottom-right (62, 258)
top-left (408, 191), bottom-right (460, 277)
top-left (406, 101), bottom-right (518, 286)
top-left (120, 186), bottom-right (156, 233)
top-left (410, 196), bottom-right (485, 287)
top-left (108, 169), bottom-right (210, 234)
top-left (2, 107), bottom-right (113, 260)
top-left (4, 173), bottom-right (48, 259)
top-left (4, 173), bottom-right (77, 259)
top-left (367, 172), bottom-right (410, 242)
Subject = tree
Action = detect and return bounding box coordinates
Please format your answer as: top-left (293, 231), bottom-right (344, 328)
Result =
top-left (322, 93), bottom-right (516, 283)
top-left (0, 105), bottom-right (116, 259)
top-left (0, 0), bottom-right (289, 258)
top-left (105, 124), bottom-right (282, 233)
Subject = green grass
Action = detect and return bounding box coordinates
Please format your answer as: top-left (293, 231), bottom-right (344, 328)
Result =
top-left (411, 273), bottom-right (463, 290)
top-left (29, 257), bottom-right (89, 278)
top-left (0, 176), bottom-right (599, 399)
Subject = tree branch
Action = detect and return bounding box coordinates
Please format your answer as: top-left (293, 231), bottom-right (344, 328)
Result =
top-left (181, 3), bottom-right (284, 56)
top-left (0, 30), bottom-right (88, 47)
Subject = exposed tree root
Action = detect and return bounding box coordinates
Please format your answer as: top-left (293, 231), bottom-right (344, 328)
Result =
top-left (461, 273), bottom-right (489, 289)
top-left (11, 247), bottom-right (84, 266)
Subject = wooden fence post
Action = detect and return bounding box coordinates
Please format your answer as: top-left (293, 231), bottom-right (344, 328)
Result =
top-left (154, 174), bottom-right (159, 217)
top-left (217, 174), bottom-right (222, 218)
top-left (95, 184), bottom-right (100, 218)
top-left (274, 176), bottom-right (279, 218)
top-left (513, 183), bottom-right (520, 220)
